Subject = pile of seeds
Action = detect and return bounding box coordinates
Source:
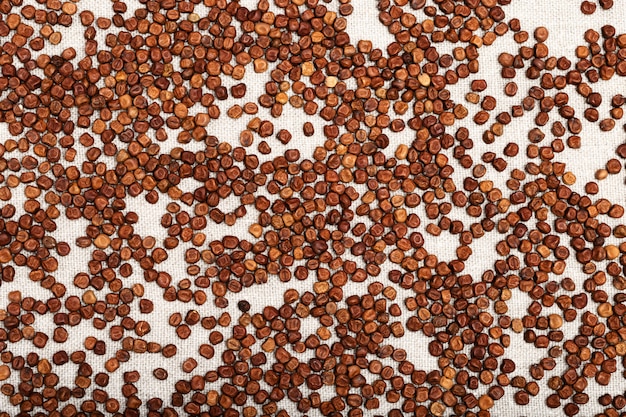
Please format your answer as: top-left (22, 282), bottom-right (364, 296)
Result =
top-left (0, 0), bottom-right (626, 416)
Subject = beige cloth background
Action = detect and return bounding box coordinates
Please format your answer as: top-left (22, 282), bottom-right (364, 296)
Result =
top-left (2, 1), bottom-right (626, 416)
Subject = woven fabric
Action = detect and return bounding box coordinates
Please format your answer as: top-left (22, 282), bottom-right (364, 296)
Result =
top-left (1, 1), bottom-right (626, 416)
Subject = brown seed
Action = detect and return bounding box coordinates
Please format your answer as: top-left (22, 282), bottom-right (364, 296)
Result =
top-left (562, 172), bottom-right (576, 185)
top-left (478, 395), bottom-right (494, 410)
top-left (504, 82), bottom-right (518, 96)
top-left (0, 365), bottom-right (10, 381)
top-left (534, 27), bottom-right (549, 42)
top-left (581, 1), bottom-right (596, 13)
top-left (249, 224), bottom-right (263, 238)
top-left (94, 234), bottom-right (111, 249)
top-left (82, 290), bottom-right (97, 304)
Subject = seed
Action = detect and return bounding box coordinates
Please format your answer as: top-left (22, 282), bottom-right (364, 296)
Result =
top-left (562, 172), bottom-right (576, 185)
top-left (478, 395), bottom-right (494, 410)
top-left (418, 73), bottom-right (431, 87)
top-left (606, 245), bottom-right (619, 259)
top-left (303, 122), bottom-right (315, 136)
top-left (94, 234), bottom-right (111, 249)
top-left (505, 82), bottom-right (518, 96)
top-left (249, 224), bottom-right (263, 238)
top-left (581, 1), bottom-right (597, 13)
top-left (549, 314), bottom-right (563, 329)
top-left (0, 365), bottom-right (10, 381)
top-left (597, 303), bottom-right (613, 317)
top-left (82, 290), bottom-right (97, 304)
top-left (606, 158), bottom-right (622, 174)
top-left (534, 27), bottom-right (549, 42)
top-left (503, 142), bottom-right (519, 157)
top-left (515, 391), bottom-right (530, 405)
top-left (49, 32), bottom-right (62, 44)
top-left (237, 300), bottom-right (250, 312)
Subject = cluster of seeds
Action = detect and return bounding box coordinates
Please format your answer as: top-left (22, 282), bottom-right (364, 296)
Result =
top-left (0, 0), bottom-right (626, 416)
top-left (581, 0), bottom-right (614, 15)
